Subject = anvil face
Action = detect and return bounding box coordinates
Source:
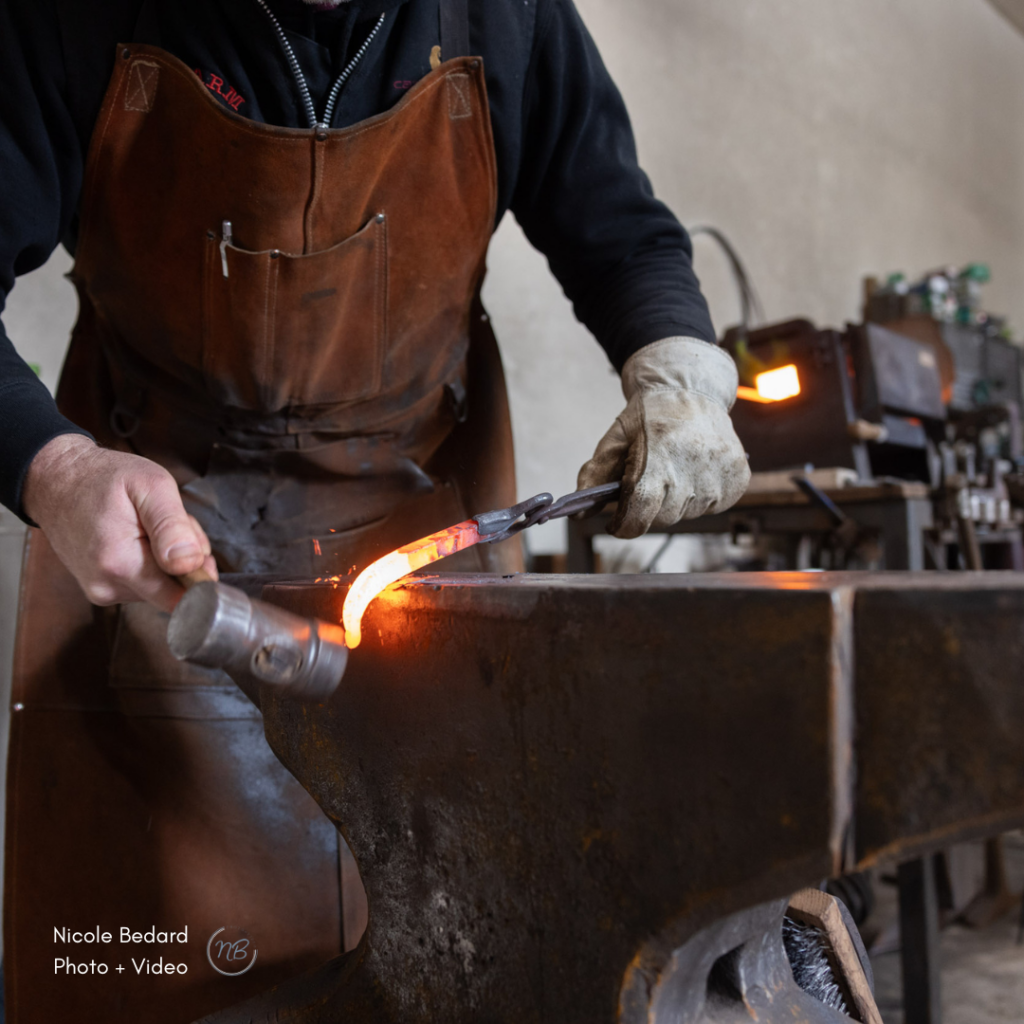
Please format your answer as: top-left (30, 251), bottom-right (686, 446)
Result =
top-left (211, 572), bottom-right (1024, 1024)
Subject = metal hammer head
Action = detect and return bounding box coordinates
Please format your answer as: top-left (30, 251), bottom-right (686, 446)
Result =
top-left (167, 581), bottom-right (348, 703)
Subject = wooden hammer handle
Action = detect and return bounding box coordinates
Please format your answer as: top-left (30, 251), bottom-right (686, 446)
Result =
top-left (177, 568), bottom-right (216, 589)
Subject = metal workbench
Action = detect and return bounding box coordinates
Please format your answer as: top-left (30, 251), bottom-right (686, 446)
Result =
top-left (567, 480), bottom-right (935, 571)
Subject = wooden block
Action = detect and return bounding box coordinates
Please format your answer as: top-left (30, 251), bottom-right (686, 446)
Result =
top-left (746, 467), bottom-right (860, 495)
top-left (788, 887), bottom-right (884, 1024)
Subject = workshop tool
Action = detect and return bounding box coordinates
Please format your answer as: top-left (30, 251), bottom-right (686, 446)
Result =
top-left (789, 473), bottom-right (880, 569)
top-left (727, 319), bottom-right (950, 485)
top-left (785, 888), bottom-right (882, 1024)
top-left (167, 569), bottom-right (348, 702)
top-left (954, 487), bottom-right (985, 571)
top-left (791, 476), bottom-right (860, 549)
top-left (341, 482), bottom-right (620, 646)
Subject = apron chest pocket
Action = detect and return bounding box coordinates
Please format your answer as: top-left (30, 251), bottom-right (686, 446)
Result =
top-left (202, 213), bottom-right (388, 412)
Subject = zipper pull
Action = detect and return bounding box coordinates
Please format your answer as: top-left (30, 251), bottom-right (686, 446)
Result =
top-left (220, 220), bottom-right (233, 278)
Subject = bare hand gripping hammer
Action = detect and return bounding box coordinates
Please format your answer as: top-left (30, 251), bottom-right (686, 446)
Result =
top-left (167, 570), bottom-right (348, 703)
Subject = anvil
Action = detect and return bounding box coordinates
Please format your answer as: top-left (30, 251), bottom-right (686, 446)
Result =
top-left (201, 571), bottom-right (1024, 1024)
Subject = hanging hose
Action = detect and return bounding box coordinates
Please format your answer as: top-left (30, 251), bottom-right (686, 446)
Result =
top-left (690, 225), bottom-right (766, 337)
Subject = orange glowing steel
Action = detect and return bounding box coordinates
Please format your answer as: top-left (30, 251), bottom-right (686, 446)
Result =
top-left (737, 364), bottom-right (802, 404)
top-left (736, 385), bottom-right (774, 404)
top-left (342, 520), bottom-right (482, 648)
top-left (756, 364), bottom-right (801, 401)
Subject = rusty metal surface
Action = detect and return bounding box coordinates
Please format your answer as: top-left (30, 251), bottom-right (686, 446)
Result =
top-left (199, 571), bottom-right (1024, 1023)
top-left (853, 579), bottom-right (1024, 863)
top-left (207, 574), bottom-right (853, 1023)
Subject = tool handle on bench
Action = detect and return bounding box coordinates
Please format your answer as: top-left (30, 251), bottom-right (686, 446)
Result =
top-left (177, 568), bottom-right (216, 589)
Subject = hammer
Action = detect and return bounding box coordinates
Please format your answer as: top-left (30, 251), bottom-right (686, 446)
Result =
top-left (167, 569), bottom-right (348, 703)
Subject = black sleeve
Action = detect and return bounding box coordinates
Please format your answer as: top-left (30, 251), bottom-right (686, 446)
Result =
top-left (510, 0), bottom-right (715, 371)
top-left (0, 0), bottom-right (95, 522)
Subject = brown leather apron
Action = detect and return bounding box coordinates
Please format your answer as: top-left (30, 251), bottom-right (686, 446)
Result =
top-left (5, 2), bottom-right (519, 1019)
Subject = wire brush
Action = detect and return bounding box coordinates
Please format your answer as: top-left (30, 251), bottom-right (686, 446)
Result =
top-left (783, 915), bottom-right (850, 1015)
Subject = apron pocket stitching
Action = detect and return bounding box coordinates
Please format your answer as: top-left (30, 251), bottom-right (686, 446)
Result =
top-left (446, 73), bottom-right (473, 120)
top-left (201, 214), bottom-right (387, 410)
top-left (262, 253), bottom-right (279, 407)
top-left (377, 213), bottom-right (388, 375)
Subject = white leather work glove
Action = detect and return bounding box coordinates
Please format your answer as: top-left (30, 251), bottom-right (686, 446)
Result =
top-left (577, 337), bottom-right (751, 539)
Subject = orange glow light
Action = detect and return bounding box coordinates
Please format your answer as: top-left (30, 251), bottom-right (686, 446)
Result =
top-left (341, 520), bottom-right (482, 648)
top-left (736, 385), bottom-right (775, 404)
top-left (755, 364), bottom-right (801, 401)
top-left (736, 365), bottom-right (802, 404)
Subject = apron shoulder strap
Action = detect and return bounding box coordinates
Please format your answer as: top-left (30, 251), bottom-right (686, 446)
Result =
top-left (133, 0), bottom-right (162, 46)
top-left (440, 0), bottom-right (470, 59)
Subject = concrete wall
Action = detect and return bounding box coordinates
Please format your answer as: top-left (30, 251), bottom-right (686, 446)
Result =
top-left (988, 0), bottom-right (1024, 35)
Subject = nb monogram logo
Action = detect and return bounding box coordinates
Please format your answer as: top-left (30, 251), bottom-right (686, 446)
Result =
top-left (206, 927), bottom-right (258, 977)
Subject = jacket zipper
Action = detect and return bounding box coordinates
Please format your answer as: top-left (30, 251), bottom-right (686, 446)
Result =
top-left (252, 0), bottom-right (387, 130)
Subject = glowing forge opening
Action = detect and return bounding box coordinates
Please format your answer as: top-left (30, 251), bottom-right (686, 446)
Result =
top-left (341, 520), bottom-right (482, 648)
top-left (736, 364), bottom-right (802, 404)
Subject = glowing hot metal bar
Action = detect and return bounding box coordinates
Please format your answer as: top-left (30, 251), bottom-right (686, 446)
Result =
top-left (736, 385), bottom-right (775, 404)
top-left (737, 363), bottom-right (802, 404)
top-left (342, 521), bottom-right (482, 648)
top-left (340, 483), bottom-right (621, 649)
top-left (756, 364), bottom-right (801, 401)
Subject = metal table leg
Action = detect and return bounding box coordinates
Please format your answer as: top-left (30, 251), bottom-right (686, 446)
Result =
top-left (874, 499), bottom-right (932, 570)
top-left (566, 519), bottom-right (597, 573)
top-left (959, 836), bottom-right (1021, 928)
top-left (898, 856), bottom-right (942, 1024)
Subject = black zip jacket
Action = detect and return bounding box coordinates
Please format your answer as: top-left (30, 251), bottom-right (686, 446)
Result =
top-left (0, 0), bottom-right (715, 520)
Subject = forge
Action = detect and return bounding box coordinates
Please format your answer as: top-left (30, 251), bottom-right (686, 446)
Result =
top-left (203, 571), bottom-right (1024, 1024)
